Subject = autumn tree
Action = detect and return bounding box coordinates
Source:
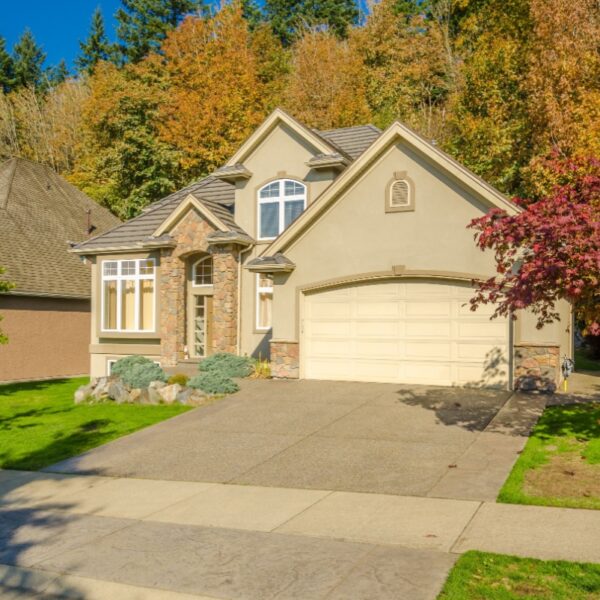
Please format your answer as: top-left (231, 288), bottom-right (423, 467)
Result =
top-left (116, 0), bottom-right (204, 63)
top-left (71, 61), bottom-right (179, 218)
top-left (283, 28), bottom-right (371, 129)
top-left (77, 7), bottom-right (114, 74)
top-left (12, 30), bottom-right (46, 89)
top-left (0, 266), bottom-right (14, 345)
top-left (469, 155), bottom-right (600, 336)
top-left (157, 4), bottom-right (268, 180)
top-left (351, 0), bottom-right (450, 137)
top-left (265, 0), bottom-right (359, 45)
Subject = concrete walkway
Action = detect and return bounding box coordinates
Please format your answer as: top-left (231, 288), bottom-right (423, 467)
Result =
top-left (1, 469), bottom-right (599, 599)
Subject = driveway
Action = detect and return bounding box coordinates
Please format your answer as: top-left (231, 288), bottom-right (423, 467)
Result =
top-left (47, 380), bottom-right (543, 500)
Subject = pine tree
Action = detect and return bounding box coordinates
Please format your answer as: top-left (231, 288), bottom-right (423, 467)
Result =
top-left (46, 59), bottom-right (69, 87)
top-left (241, 0), bottom-right (264, 29)
top-left (116, 0), bottom-right (204, 63)
top-left (12, 29), bottom-right (46, 89)
top-left (76, 7), bottom-right (113, 74)
top-left (265, 0), bottom-right (359, 45)
top-left (0, 37), bottom-right (14, 93)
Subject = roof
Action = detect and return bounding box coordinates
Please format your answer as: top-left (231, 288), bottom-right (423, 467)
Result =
top-left (0, 158), bottom-right (121, 298)
top-left (246, 253), bottom-right (296, 272)
top-left (73, 176), bottom-right (239, 252)
top-left (72, 113), bottom-right (383, 255)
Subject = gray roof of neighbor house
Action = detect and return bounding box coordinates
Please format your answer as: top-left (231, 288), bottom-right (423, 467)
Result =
top-left (0, 157), bottom-right (121, 298)
top-left (73, 121), bottom-right (382, 254)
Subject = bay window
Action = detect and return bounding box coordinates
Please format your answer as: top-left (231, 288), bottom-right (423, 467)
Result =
top-left (256, 274), bottom-right (273, 331)
top-left (258, 179), bottom-right (306, 240)
top-left (102, 258), bottom-right (156, 332)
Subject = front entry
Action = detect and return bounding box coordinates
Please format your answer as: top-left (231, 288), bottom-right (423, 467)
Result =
top-left (187, 255), bottom-right (214, 358)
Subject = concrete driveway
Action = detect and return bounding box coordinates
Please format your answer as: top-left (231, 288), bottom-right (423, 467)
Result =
top-left (48, 380), bottom-right (542, 500)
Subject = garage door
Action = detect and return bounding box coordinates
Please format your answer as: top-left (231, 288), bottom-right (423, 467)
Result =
top-left (302, 280), bottom-right (509, 387)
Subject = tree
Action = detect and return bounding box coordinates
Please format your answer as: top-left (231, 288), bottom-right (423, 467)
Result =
top-left (0, 37), bottom-right (14, 93)
top-left (12, 29), bottom-right (46, 89)
top-left (468, 154), bottom-right (600, 337)
top-left (0, 266), bottom-right (14, 345)
top-left (45, 59), bottom-right (69, 87)
top-left (157, 4), bottom-right (268, 180)
top-left (116, 0), bottom-right (204, 63)
top-left (283, 28), bottom-right (371, 129)
top-left (265, 0), bottom-right (359, 45)
top-left (241, 0), bottom-right (264, 29)
top-left (76, 7), bottom-right (114, 74)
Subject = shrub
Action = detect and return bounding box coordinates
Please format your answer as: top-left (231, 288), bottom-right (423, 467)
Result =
top-left (198, 352), bottom-right (253, 378)
top-left (251, 358), bottom-right (271, 379)
top-left (167, 373), bottom-right (189, 386)
top-left (189, 371), bottom-right (239, 395)
top-left (111, 356), bottom-right (167, 389)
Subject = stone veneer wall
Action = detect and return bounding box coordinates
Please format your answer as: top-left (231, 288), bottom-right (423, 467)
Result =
top-left (270, 340), bottom-right (299, 378)
top-left (159, 210), bottom-right (239, 366)
top-left (514, 344), bottom-right (560, 393)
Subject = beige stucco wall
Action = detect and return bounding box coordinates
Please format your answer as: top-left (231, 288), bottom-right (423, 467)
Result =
top-left (268, 139), bottom-right (572, 362)
top-left (0, 295), bottom-right (90, 383)
top-left (234, 122), bottom-right (338, 358)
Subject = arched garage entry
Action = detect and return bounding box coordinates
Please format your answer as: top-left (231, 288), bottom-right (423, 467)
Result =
top-left (300, 278), bottom-right (510, 388)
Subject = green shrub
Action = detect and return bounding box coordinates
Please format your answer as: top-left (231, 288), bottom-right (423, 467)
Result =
top-left (167, 373), bottom-right (189, 386)
top-left (251, 358), bottom-right (271, 379)
top-left (199, 353), bottom-right (253, 378)
top-left (111, 356), bottom-right (167, 389)
top-left (189, 371), bottom-right (239, 395)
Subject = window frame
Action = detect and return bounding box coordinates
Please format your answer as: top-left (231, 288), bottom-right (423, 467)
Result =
top-left (100, 258), bottom-right (157, 333)
top-left (255, 273), bottom-right (274, 332)
top-left (257, 178), bottom-right (307, 241)
top-left (192, 256), bottom-right (213, 288)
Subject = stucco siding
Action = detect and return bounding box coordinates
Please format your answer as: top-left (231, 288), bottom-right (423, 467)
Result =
top-left (0, 295), bottom-right (90, 383)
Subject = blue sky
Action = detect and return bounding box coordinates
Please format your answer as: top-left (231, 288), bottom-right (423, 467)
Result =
top-left (2, 0), bottom-right (121, 71)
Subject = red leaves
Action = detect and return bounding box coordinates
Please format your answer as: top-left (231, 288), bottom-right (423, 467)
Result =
top-left (469, 155), bottom-right (600, 331)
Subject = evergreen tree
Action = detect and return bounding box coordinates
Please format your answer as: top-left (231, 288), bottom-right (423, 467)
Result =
top-left (12, 29), bottom-right (46, 88)
top-left (45, 59), bottom-right (69, 87)
top-left (265, 0), bottom-right (359, 45)
top-left (241, 0), bottom-right (264, 29)
top-left (116, 0), bottom-right (204, 63)
top-left (0, 37), bottom-right (14, 93)
top-left (76, 7), bottom-right (113, 74)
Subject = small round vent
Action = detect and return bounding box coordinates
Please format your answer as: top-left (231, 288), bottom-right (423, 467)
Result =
top-left (390, 180), bottom-right (410, 207)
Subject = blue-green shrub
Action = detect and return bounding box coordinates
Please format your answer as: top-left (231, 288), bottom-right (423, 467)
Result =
top-left (189, 371), bottom-right (239, 395)
top-left (111, 355), bottom-right (167, 389)
top-left (199, 353), bottom-right (253, 378)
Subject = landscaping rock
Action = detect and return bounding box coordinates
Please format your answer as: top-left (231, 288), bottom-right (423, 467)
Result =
top-left (91, 377), bottom-right (111, 401)
top-left (149, 380), bottom-right (166, 390)
top-left (147, 386), bottom-right (162, 405)
top-left (158, 383), bottom-right (182, 404)
top-left (74, 383), bottom-right (94, 404)
top-left (107, 379), bottom-right (131, 404)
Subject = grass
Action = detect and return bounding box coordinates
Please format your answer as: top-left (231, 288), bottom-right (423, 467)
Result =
top-left (0, 377), bottom-right (191, 471)
top-left (438, 551), bottom-right (600, 600)
top-left (575, 348), bottom-right (600, 372)
top-left (498, 402), bottom-right (600, 510)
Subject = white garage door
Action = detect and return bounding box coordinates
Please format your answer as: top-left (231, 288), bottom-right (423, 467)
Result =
top-left (302, 280), bottom-right (509, 387)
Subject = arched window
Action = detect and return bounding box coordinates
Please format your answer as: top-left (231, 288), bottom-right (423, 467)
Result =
top-left (390, 180), bottom-right (410, 208)
top-left (193, 256), bottom-right (213, 287)
top-left (257, 179), bottom-right (307, 240)
top-left (386, 173), bottom-right (414, 213)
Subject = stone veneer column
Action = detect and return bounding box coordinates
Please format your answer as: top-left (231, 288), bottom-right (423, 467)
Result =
top-left (210, 244), bottom-right (239, 354)
top-left (270, 340), bottom-right (300, 378)
top-left (514, 344), bottom-right (560, 393)
top-left (159, 247), bottom-right (186, 367)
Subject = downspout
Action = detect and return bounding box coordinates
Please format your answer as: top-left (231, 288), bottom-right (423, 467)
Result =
top-left (237, 245), bottom-right (253, 355)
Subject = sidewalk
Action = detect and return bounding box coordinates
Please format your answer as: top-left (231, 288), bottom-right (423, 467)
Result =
top-left (0, 469), bottom-right (599, 599)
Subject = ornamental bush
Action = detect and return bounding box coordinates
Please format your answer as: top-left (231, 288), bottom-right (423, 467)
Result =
top-left (189, 371), bottom-right (239, 395)
top-left (111, 355), bottom-right (167, 389)
top-left (198, 352), bottom-right (253, 378)
top-left (167, 373), bottom-right (190, 386)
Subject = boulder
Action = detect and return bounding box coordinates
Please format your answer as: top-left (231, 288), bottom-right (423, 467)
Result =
top-left (188, 390), bottom-right (209, 406)
top-left (147, 386), bottom-right (162, 405)
top-left (149, 380), bottom-right (166, 390)
top-left (74, 382), bottom-right (94, 404)
top-left (175, 388), bottom-right (194, 405)
top-left (129, 388), bottom-right (143, 403)
top-left (158, 383), bottom-right (182, 404)
top-left (92, 377), bottom-right (111, 401)
top-left (107, 379), bottom-right (131, 404)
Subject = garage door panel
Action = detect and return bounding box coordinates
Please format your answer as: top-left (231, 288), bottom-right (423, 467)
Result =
top-left (303, 280), bottom-right (508, 388)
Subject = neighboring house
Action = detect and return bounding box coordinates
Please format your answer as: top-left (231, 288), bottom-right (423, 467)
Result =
top-left (0, 158), bottom-right (121, 383)
top-left (71, 109), bottom-right (572, 389)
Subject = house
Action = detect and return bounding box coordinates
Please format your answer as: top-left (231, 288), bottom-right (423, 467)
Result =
top-left (0, 158), bottom-right (121, 383)
top-left (70, 109), bottom-right (572, 389)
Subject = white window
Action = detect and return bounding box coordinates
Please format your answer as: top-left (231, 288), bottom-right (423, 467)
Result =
top-left (257, 179), bottom-right (306, 240)
top-left (256, 274), bottom-right (273, 331)
top-left (193, 256), bottom-right (213, 287)
top-left (101, 258), bottom-right (156, 332)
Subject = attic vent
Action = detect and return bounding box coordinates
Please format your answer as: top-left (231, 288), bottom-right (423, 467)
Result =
top-left (390, 180), bottom-right (410, 207)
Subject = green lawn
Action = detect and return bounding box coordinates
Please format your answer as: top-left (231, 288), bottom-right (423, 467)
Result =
top-left (439, 551), bottom-right (600, 600)
top-left (575, 348), bottom-right (600, 372)
top-left (498, 402), bottom-right (600, 510)
top-left (0, 377), bottom-right (190, 470)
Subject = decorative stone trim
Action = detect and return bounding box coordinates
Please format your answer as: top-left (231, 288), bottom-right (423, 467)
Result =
top-left (514, 344), bottom-right (560, 393)
top-left (270, 340), bottom-right (299, 379)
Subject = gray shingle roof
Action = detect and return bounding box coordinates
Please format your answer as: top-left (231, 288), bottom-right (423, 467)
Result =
top-left (316, 125), bottom-right (381, 160)
top-left (0, 157), bottom-right (121, 298)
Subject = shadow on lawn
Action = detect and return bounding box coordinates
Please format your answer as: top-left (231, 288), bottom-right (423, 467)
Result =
top-left (532, 402), bottom-right (600, 442)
